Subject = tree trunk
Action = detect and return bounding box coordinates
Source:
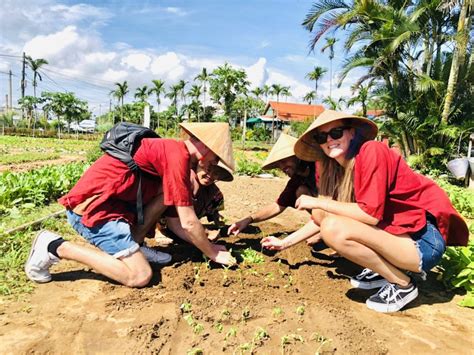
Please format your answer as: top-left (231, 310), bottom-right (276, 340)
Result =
top-left (441, 0), bottom-right (471, 123)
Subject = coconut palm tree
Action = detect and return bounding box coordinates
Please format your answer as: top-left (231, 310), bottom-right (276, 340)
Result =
top-left (306, 66), bottom-right (327, 102)
top-left (134, 85), bottom-right (148, 102)
top-left (347, 83), bottom-right (370, 116)
top-left (303, 91), bottom-right (316, 104)
top-left (188, 84), bottom-right (202, 121)
top-left (251, 87), bottom-right (264, 100)
top-left (323, 96), bottom-right (346, 110)
top-left (25, 55), bottom-right (48, 133)
top-left (262, 84), bottom-right (271, 103)
top-left (194, 67), bottom-right (210, 111)
top-left (166, 84), bottom-right (181, 130)
top-left (321, 37), bottom-right (338, 98)
top-left (149, 79), bottom-right (166, 130)
top-left (110, 81), bottom-right (129, 122)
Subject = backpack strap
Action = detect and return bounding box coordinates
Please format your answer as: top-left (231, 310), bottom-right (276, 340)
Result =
top-left (136, 171), bottom-right (144, 225)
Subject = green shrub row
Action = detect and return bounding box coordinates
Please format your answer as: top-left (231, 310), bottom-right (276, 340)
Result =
top-left (0, 162), bottom-right (88, 216)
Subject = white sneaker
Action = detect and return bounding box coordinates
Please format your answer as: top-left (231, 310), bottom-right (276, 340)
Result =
top-left (140, 245), bottom-right (172, 264)
top-left (25, 230), bottom-right (61, 283)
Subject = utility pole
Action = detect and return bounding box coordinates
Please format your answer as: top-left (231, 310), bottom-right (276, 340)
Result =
top-left (9, 70), bottom-right (12, 110)
top-left (21, 52), bottom-right (26, 99)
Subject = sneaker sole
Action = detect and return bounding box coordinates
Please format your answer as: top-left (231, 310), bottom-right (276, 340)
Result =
top-left (350, 278), bottom-right (389, 290)
top-left (150, 254), bottom-right (172, 265)
top-left (366, 288), bottom-right (419, 313)
top-left (24, 230), bottom-right (52, 283)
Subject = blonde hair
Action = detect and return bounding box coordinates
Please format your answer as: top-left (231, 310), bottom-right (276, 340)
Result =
top-left (317, 119), bottom-right (364, 202)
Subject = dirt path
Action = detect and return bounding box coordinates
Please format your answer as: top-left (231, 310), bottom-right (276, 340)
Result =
top-left (0, 156), bottom-right (84, 173)
top-left (0, 176), bottom-right (472, 354)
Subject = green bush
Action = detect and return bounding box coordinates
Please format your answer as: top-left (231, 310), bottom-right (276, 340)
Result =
top-left (438, 239), bottom-right (474, 308)
top-left (435, 179), bottom-right (474, 219)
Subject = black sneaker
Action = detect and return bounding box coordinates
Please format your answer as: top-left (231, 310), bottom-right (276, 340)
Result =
top-left (366, 280), bottom-right (418, 313)
top-left (350, 268), bottom-right (388, 289)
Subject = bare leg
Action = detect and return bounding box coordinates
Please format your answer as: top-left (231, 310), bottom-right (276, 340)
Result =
top-left (320, 215), bottom-right (419, 286)
top-left (131, 192), bottom-right (166, 244)
top-left (57, 242), bottom-right (152, 287)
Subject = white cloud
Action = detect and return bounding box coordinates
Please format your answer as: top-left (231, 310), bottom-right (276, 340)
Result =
top-left (245, 58), bottom-right (268, 88)
top-left (121, 53), bottom-right (152, 71)
top-left (165, 7), bottom-right (187, 16)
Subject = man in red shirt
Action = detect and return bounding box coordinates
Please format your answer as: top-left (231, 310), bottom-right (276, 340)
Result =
top-left (25, 123), bottom-right (236, 288)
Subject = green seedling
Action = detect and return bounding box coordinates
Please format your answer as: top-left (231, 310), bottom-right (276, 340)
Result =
top-left (203, 255), bottom-right (211, 270)
top-left (253, 327), bottom-right (269, 343)
top-left (284, 275), bottom-right (294, 288)
top-left (296, 305), bottom-right (305, 316)
top-left (221, 308), bottom-right (231, 319)
top-left (241, 307), bottom-right (251, 321)
top-left (193, 323), bottom-right (204, 335)
top-left (193, 266), bottom-right (201, 284)
top-left (273, 307), bottom-right (283, 317)
top-left (225, 326), bottom-right (238, 340)
top-left (236, 342), bottom-right (252, 354)
top-left (265, 272), bottom-right (275, 282)
top-left (187, 348), bottom-right (203, 355)
top-left (311, 332), bottom-right (332, 355)
top-left (214, 322), bottom-right (224, 333)
top-left (183, 314), bottom-right (195, 326)
top-left (180, 302), bottom-right (192, 313)
top-left (238, 248), bottom-right (265, 264)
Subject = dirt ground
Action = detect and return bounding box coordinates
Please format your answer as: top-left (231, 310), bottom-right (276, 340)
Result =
top-left (0, 175), bottom-right (473, 354)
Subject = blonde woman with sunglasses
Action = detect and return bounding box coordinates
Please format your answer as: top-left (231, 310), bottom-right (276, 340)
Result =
top-left (261, 110), bottom-right (468, 313)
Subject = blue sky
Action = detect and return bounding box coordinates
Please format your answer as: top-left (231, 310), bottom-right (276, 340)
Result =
top-left (0, 0), bottom-right (360, 115)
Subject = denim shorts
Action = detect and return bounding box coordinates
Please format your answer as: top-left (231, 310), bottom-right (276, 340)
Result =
top-left (411, 218), bottom-right (446, 273)
top-left (66, 210), bottom-right (139, 258)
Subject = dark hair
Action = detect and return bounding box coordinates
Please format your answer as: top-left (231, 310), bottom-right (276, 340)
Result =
top-left (344, 119), bottom-right (365, 159)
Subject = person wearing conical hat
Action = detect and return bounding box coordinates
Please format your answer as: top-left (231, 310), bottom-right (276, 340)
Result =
top-left (25, 122), bottom-right (236, 288)
top-left (159, 161), bottom-right (233, 242)
top-left (228, 133), bottom-right (317, 236)
top-left (261, 110), bottom-right (468, 313)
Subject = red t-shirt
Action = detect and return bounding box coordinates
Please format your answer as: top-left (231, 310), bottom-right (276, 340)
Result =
top-left (354, 141), bottom-right (468, 246)
top-left (59, 138), bottom-right (192, 227)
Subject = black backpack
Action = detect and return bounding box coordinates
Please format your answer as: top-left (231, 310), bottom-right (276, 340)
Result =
top-left (100, 122), bottom-right (160, 224)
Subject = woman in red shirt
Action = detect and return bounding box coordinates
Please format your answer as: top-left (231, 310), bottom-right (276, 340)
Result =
top-left (262, 110), bottom-right (468, 313)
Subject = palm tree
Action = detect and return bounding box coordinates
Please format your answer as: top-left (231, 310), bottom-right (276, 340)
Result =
top-left (305, 66), bottom-right (327, 102)
top-left (303, 91), bottom-right (316, 104)
top-left (25, 55), bottom-right (48, 133)
top-left (441, 0), bottom-right (472, 123)
top-left (134, 85), bottom-right (148, 102)
top-left (347, 84), bottom-right (370, 116)
top-left (165, 84), bottom-right (181, 130)
top-left (177, 79), bottom-right (187, 107)
top-left (321, 37), bottom-right (337, 98)
top-left (188, 84), bottom-right (202, 121)
top-left (251, 87), bottom-right (264, 100)
top-left (270, 84), bottom-right (286, 140)
top-left (262, 84), bottom-right (271, 103)
top-left (281, 86), bottom-right (292, 102)
top-left (149, 79), bottom-right (166, 130)
top-left (110, 81), bottom-right (129, 122)
top-left (194, 68), bottom-right (209, 112)
top-left (323, 96), bottom-right (346, 110)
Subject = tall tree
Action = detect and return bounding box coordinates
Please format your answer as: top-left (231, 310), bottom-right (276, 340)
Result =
top-left (165, 84), bottom-right (181, 130)
top-left (262, 84), bottom-right (271, 103)
top-left (303, 91), bottom-right (316, 104)
top-left (134, 85), bottom-right (148, 102)
top-left (188, 84), bottom-right (202, 121)
top-left (441, 0), bottom-right (472, 122)
top-left (149, 79), bottom-right (166, 130)
top-left (251, 87), bottom-right (264, 100)
top-left (25, 55), bottom-right (48, 133)
top-left (347, 83), bottom-right (370, 116)
top-left (305, 66), bottom-right (327, 101)
top-left (195, 67), bottom-right (210, 114)
top-left (321, 37), bottom-right (337, 98)
top-left (110, 81), bottom-right (129, 122)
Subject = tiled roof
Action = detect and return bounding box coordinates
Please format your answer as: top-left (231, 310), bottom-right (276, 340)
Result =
top-left (263, 101), bottom-right (325, 122)
top-left (366, 109), bottom-right (385, 117)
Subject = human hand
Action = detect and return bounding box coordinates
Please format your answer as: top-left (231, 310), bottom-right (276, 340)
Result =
top-left (227, 218), bottom-right (250, 236)
top-left (210, 247), bottom-right (236, 266)
top-left (295, 195), bottom-right (319, 211)
top-left (261, 236), bottom-right (286, 251)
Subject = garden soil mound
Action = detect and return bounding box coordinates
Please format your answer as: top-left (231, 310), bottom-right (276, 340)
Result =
top-left (0, 176), bottom-right (472, 354)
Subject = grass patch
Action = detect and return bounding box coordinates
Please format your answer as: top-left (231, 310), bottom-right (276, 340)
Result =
top-left (0, 152), bottom-right (61, 165)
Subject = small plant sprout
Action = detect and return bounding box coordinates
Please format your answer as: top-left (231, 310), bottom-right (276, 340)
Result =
top-left (237, 342), bottom-right (252, 354)
top-left (193, 266), bottom-right (201, 284)
top-left (273, 307), bottom-right (283, 317)
top-left (221, 308), bottom-right (231, 319)
top-left (265, 272), bottom-right (275, 282)
top-left (225, 326), bottom-right (238, 340)
top-left (183, 314), bottom-right (195, 326)
top-left (187, 348), bottom-right (203, 355)
top-left (203, 255), bottom-right (211, 270)
top-left (193, 323), bottom-right (204, 335)
top-left (296, 305), bottom-right (305, 316)
top-left (253, 327), bottom-right (269, 343)
top-left (241, 307), bottom-right (251, 321)
top-left (214, 322), bottom-right (224, 333)
top-left (239, 248), bottom-right (265, 264)
top-left (180, 302), bottom-right (192, 313)
top-left (311, 332), bottom-right (332, 354)
top-left (284, 275), bottom-right (294, 288)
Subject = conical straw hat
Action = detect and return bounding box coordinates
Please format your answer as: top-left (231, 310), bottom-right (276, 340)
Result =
top-left (180, 122), bottom-right (235, 170)
top-left (209, 161), bottom-right (234, 182)
top-left (294, 110), bottom-right (378, 162)
top-left (261, 133), bottom-right (298, 170)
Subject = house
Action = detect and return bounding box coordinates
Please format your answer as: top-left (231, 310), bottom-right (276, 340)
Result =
top-left (262, 101), bottom-right (325, 123)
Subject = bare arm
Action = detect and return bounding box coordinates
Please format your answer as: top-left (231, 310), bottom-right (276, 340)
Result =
top-left (261, 220), bottom-right (320, 251)
top-left (295, 195), bottom-right (379, 225)
top-left (176, 205), bottom-right (235, 265)
top-left (228, 202), bottom-right (286, 235)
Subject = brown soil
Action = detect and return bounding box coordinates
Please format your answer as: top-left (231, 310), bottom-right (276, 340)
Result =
top-left (0, 175), bottom-right (473, 354)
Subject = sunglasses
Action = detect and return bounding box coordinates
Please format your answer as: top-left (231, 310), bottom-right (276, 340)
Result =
top-left (313, 126), bottom-right (351, 144)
